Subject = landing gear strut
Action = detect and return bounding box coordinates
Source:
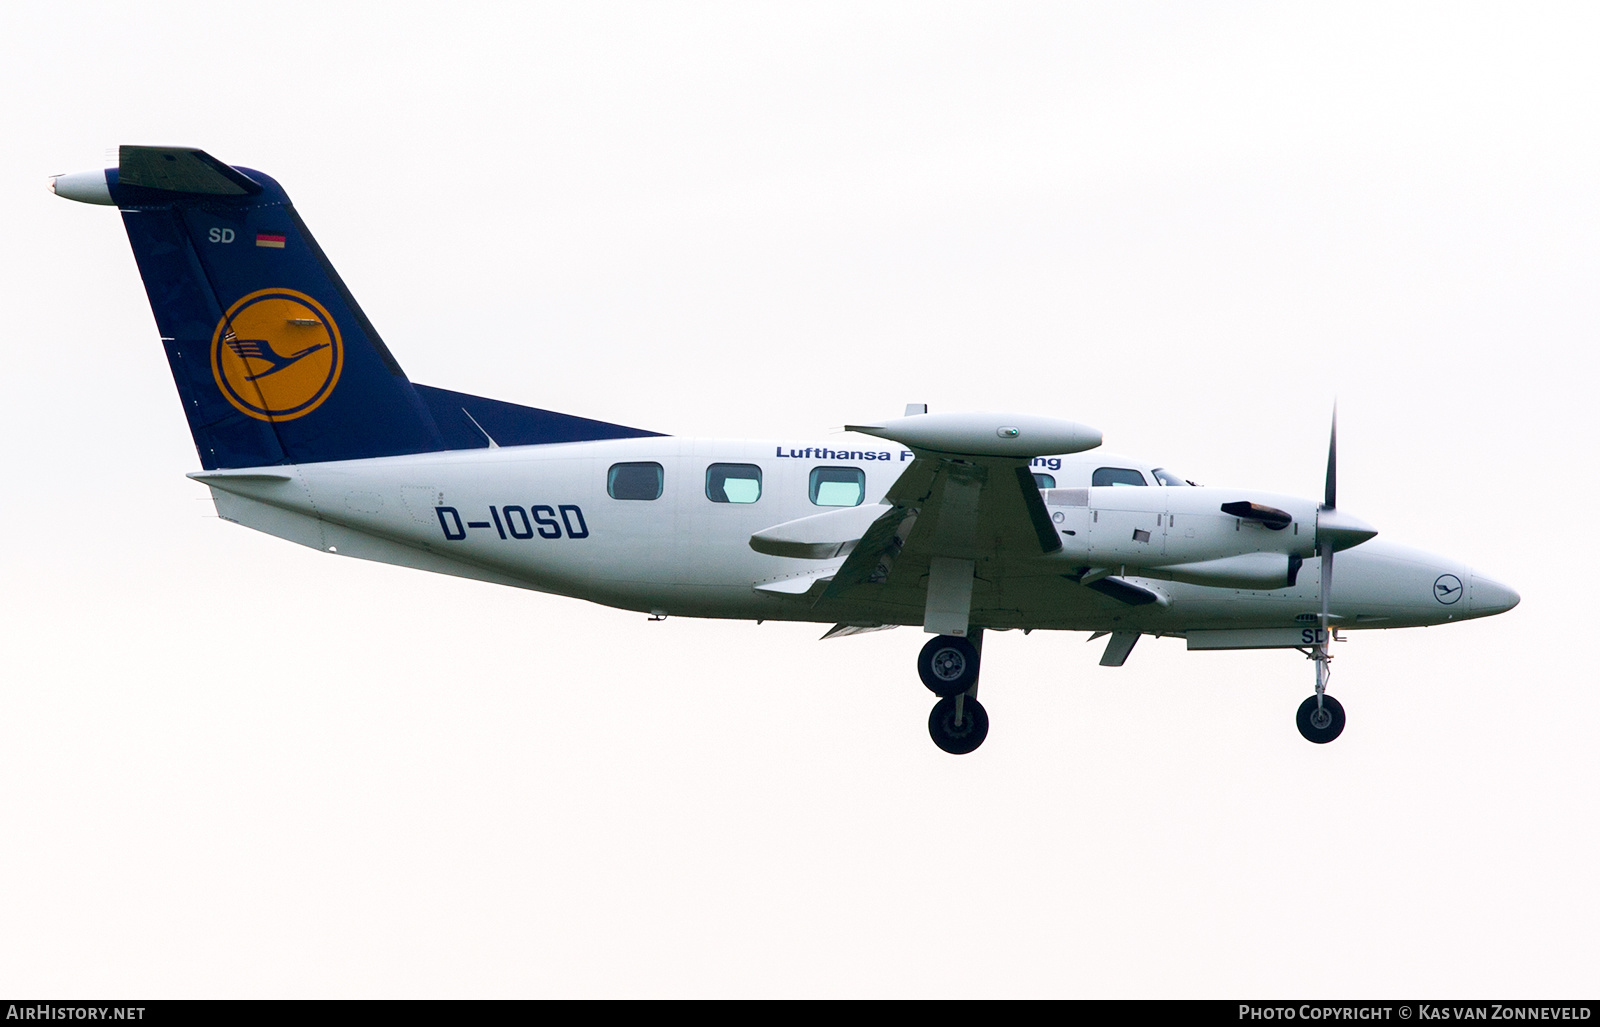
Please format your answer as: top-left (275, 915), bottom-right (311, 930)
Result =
top-left (1298, 623), bottom-right (1346, 744)
top-left (919, 632), bottom-right (988, 754)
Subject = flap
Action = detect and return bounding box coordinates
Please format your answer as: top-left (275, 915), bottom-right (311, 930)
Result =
top-left (754, 569), bottom-right (836, 595)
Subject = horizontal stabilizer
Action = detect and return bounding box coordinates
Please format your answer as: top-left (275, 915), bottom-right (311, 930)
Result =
top-left (118, 146), bottom-right (261, 196)
top-left (187, 470), bottom-right (293, 485)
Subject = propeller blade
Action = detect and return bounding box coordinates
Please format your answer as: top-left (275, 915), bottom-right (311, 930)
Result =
top-left (1315, 406), bottom-right (1341, 703)
top-left (1324, 405), bottom-right (1337, 511)
top-left (1312, 403), bottom-right (1376, 552)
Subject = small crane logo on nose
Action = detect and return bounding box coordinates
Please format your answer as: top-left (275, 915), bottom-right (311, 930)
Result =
top-left (1433, 574), bottom-right (1463, 605)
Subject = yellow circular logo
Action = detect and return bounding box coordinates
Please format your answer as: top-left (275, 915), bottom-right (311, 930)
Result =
top-left (211, 288), bottom-right (343, 421)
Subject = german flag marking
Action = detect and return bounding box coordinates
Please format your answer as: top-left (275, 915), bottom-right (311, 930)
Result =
top-left (256, 232), bottom-right (286, 249)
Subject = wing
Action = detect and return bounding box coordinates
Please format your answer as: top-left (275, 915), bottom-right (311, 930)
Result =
top-left (822, 454), bottom-right (1062, 633)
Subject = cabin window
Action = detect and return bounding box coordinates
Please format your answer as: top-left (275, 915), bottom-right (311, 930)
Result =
top-left (809, 466), bottom-right (865, 507)
top-left (1032, 472), bottom-right (1057, 489)
top-left (1152, 467), bottom-right (1189, 486)
top-left (1093, 467), bottom-right (1148, 487)
top-left (608, 462), bottom-right (664, 500)
top-left (706, 463), bottom-right (762, 504)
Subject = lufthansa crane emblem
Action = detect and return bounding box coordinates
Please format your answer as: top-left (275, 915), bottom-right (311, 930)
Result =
top-left (211, 288), bottom-right (343, 421)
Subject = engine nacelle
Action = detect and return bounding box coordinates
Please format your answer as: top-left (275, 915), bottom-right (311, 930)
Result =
top-left (1046, 486), bottom-right (1320, 582)
top-left (1138, 552), bottom-right (1304, 590)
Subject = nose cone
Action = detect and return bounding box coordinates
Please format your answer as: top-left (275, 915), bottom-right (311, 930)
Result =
top-left (1469, 572), bottom-right (1521, 617)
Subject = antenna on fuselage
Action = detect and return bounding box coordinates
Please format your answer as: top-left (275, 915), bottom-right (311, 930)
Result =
top-left (461, 408), bottom-right (499, 448)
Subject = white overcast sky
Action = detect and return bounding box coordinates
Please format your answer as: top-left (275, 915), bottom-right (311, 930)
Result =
top-left (1, 1), bottom-right (1595, 998)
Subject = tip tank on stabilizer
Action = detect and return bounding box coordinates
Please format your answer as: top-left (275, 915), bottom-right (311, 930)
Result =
top-left (50, 169), bottom-right (114, 205)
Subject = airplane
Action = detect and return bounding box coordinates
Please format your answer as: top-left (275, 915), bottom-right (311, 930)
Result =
top-left (51, 145), bottom-right (1521, 755)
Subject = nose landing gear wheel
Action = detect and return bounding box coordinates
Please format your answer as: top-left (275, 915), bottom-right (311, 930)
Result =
top-left (928, 695), bottom-right (989, 755)
top-left (917, 635), bottom-right (980, 698)
top-left (1296, 694), bottom-right (1346, 744)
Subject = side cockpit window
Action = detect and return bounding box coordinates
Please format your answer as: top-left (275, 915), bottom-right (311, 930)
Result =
top-left (608, 462), bottom-right (663, 500)
top-left (706, 463), bottom-right (762, 504)
top-left (809, 467), bottom-right (865, 507)
top-left (1092, 467), bottom-right (1148, 487)
top-left (1152, 467), bottom-right (1190, 486)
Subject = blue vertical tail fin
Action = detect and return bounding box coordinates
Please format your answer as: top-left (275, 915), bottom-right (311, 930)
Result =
top-left (106, 146), bottom-right (448, 469)
top-left (86, 146), bottom-right (662, 469)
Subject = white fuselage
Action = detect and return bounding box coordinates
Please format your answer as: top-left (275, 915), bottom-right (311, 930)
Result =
top-left (196, 433), bottom-right (1515, 637)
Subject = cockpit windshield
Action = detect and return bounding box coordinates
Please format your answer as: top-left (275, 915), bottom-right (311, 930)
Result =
top-left (1152, 467), bottom-right (1190, 486)
top-left (1092, 467), bottom-right (1147, 487)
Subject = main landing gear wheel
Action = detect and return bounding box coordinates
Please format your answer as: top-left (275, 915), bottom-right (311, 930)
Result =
top-left (917, 635), bottom-right (980, 698)
top-left (929, 695), bottom-right (989, 755)
top-left (1296, 694), bottom-right (1346, 744)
